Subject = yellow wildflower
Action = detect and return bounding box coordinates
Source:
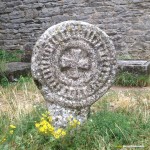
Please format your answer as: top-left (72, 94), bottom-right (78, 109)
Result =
top-left (69, 119), bottom-right (80, 128)
top-left (2, 138), bottom-right (6, 142)
top-left (35, 123), bottom-right (40, 128)
top-left (47, 116), bottom-right (52, 122)
top-left (35, 119), bottom-right (54, 135)
top-left (41, 117), bottom-right (44, 120)
top-left (0, 137), bottom-right (6, 144)
top-left (39, 127), bottom-right (45, 133)
top-left (9, 130), bottom-right (14, 134)
top-left (47, 124), bottom-right (54, 132)
top-left (10, 125), bottom-right (16, 129)
top-left (52, 128), bottom-right (66, 139)
top-left (42, 113), bottom-right (47, 117)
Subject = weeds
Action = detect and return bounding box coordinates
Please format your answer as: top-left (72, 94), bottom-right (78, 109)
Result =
top-left (0, 50), bottom-right (23, 63)
top-left (115, 72), bottom-right (150, 87)
top-left (0, 76), bottom-right (9, 87)
top-left (0, 49), bottom-right (24, 87)
top-left (0, 79), bottom-right (150, 149)
top-left (0, 106), bottom-right (149, 150)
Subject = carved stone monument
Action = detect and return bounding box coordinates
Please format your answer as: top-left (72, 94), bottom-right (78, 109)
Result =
top-left (31, 21), bottom-right (116, 128)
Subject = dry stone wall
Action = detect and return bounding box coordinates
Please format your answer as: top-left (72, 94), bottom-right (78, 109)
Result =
top-left (0, 0), bottom-right (150, 60)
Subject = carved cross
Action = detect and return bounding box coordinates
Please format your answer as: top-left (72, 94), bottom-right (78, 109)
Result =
top-left (60, 48), bottom-right (90, 80)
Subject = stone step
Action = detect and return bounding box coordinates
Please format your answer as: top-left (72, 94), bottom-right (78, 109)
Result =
top-left (0, 60), bottom-right (149, 82)
top-left (0, 62), bottom-right (31, 81)
top-left (117, 60), bottom-right (150, 75)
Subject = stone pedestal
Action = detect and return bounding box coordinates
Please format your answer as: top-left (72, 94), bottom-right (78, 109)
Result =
top-left (47, 102), bottom-right (90, 128)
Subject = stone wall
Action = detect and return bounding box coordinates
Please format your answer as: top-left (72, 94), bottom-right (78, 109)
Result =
top-left (0, 0), bottom-right (150, 60)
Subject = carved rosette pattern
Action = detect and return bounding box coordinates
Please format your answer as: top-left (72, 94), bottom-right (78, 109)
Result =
top-left (31, 21), bottom-right (116, 108)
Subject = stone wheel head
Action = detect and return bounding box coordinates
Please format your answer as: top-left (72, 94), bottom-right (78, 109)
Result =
top-left (31, 20), bottom-right (117, 108)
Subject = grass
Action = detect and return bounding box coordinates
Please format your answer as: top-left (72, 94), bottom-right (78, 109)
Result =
top-left (0, 77), bottom-right (43, 117)
top-left (117, 54), bottom-right (132, 60)
top-left (1, 109), bottom-right (149, 150)
top-left (0, 77), bottom-right (150, 149)
top-left (0, 50), bottom-right (23, 63)
top-left (115, 72), bottom-right (150, 87)
top-left (0, 50), bottom-right (24, 83)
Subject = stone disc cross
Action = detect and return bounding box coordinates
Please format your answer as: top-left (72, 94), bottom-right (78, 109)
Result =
top-left (31, 20), bottom-right (117, 128)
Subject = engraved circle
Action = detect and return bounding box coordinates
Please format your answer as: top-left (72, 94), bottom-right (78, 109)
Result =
top-left (56, 40), bottom-right (96, 86)
top-left (31, 21), bottom-right (116, 108)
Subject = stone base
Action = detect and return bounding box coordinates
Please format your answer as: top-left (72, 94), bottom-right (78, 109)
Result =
top-left (0, 62), bottom-right (31, 81)
top-left (118, 60), bottom-right (150, 75)
top-left (46, 102), bottom-right (90, 128)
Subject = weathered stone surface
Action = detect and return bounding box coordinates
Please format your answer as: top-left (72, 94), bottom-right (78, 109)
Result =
top-left (118, 60), bottom-right (150, 75)
top-left (6, 62), bottom-right (31, 73)
top-left (0, 62), bottom-right (31, 81)
top-left (0, 0), bottom-right (150, 60)
top-left (31, 21), bottom-right (116, 127)
top-left (21, 43), bottom-right (33, 62)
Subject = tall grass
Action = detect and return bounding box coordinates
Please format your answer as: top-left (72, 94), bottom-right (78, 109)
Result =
top-left (0, 50), bottom-right (24, 87)
top-left (0, 78), bottom-right (150, 149)
top-left (115, 72), bottom-right (150, 87)
top-left (0, 77), bottom-right (44, 119)
top-left (0, 50), bottom-right (23, 63)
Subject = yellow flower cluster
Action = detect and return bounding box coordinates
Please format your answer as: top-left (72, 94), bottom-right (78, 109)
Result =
top-left (53, 128), bottom-right (66, 139)
top-left (35, 112), bottom-right (81, 139)
top-left (0, 124), bottom-right (16, 144)
top-left (9, 124), bottom-right (16, 135)
top-left (0, 138), bottom-right (6, 144)
top-left (35, 119), bottom-right (54, 135)
top-left (69, 119), bottom-right (80, 128)
top-left (68, 116), bottom-right (81, 128)
top-left (35, 112), bottom-right (66, 139)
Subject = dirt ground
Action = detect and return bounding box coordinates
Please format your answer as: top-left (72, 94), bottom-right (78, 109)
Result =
top-left (112, 86), bottom-right (150, 91)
